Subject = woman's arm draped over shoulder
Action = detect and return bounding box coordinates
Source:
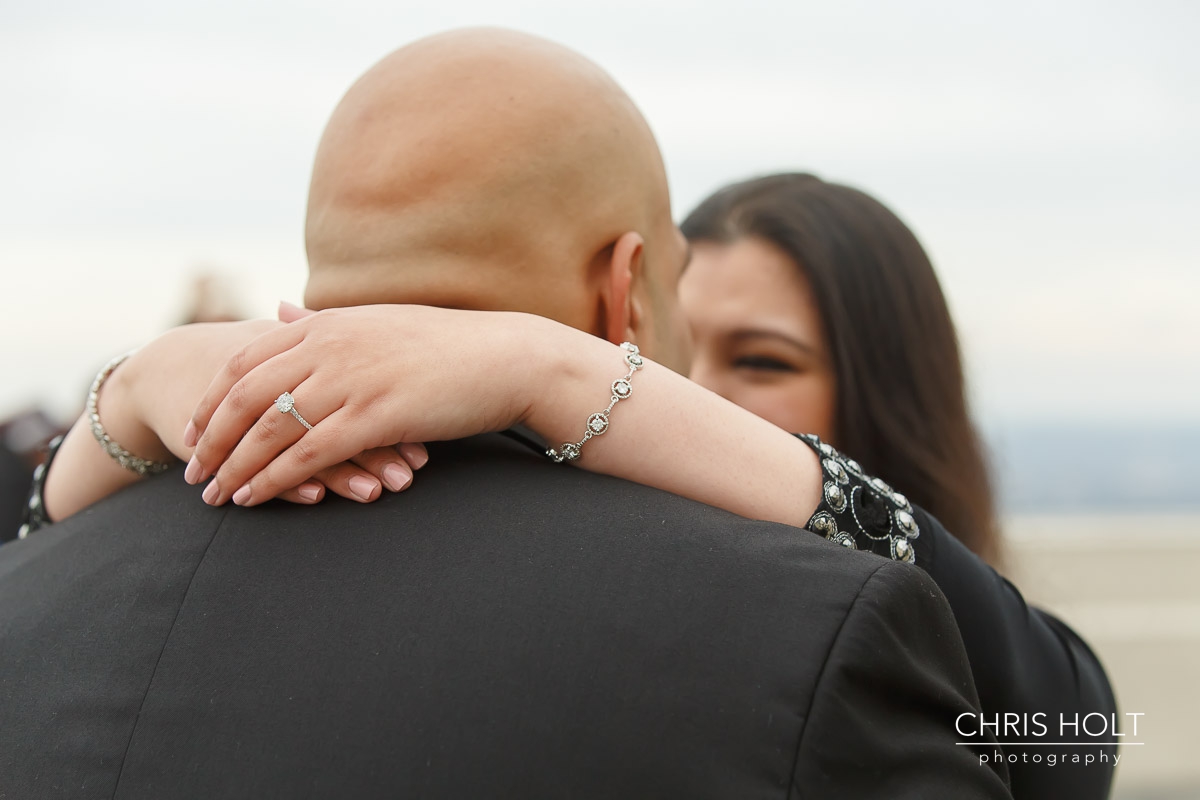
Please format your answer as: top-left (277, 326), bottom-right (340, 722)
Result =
top-left (185, 306), bottom-right (825, 524)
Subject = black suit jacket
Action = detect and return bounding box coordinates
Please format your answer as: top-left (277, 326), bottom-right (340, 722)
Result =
top-left (0, 434), bottom-right (1010, 798)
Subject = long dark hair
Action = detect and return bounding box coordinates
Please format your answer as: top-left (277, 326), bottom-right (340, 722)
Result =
top-left (681, 173), bottom-right (1001, 564)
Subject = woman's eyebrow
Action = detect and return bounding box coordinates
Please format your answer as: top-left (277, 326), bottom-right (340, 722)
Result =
top-left (728, 328), bottom-right (818, 357)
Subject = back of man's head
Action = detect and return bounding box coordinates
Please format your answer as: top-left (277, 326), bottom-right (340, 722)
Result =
top-left (304, 28), bottom-right (690, 370)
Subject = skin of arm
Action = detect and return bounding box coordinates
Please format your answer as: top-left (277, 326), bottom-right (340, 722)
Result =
top-left (185, 306), bottom-right (824, 529)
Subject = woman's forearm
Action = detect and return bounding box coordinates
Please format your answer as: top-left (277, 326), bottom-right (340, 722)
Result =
top-left (524, 324), bottom-right (823, 528)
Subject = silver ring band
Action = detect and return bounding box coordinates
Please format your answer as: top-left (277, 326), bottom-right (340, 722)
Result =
top-left (274, 391), bottom-right (313, 430)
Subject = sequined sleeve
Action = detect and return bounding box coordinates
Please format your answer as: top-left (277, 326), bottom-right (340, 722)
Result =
top-left (795, 433), bottom-right (921, 564)
top-left (18, 435), bottom-right (63, 540)
top-left (795, 431), bottom-right (1117, 798)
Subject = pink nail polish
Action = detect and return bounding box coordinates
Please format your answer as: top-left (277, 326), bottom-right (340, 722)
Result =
top-left (400, 443), bottom-right (429, 469)
top-left (348, 475), bottom-right (378, 501)
top-left (202, 480), bottom-right (220, 505)
top-left (183, 420), bottom-right (198, 448)
top-left (185, 456), bottom-right (203, 485)
top-left (382, 463), bottom-right (412, 492)
top-left (298, 484), bottom-right (321, 502)
top-left (232, 485), bottom-right (252, 506)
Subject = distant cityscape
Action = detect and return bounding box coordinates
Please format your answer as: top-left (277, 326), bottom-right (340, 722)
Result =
top-left (986, 423), bottom-right (1200, 513)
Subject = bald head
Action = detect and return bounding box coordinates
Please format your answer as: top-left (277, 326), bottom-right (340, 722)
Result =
top-left (304, 28), bottom-right (679, 335)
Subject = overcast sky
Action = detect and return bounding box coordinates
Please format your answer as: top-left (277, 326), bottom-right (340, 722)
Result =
top-left (1, 0), bottom-right (1196, 428)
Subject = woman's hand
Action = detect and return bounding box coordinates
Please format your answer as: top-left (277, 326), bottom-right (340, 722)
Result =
top-left (43, 320), bottom-right (431, 523)
top-left (183, 305), bottom-right (549, 506)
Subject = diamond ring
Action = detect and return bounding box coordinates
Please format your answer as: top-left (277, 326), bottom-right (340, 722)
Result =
top-left (274, 391), bottom-right (313, 430)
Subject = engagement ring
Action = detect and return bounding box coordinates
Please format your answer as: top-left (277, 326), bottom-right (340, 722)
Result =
top-left (275, 391), bottom-right (313, 430)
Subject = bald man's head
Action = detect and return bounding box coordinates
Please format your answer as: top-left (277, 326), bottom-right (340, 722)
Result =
top-left (303, 28), bottom-right (690, 369)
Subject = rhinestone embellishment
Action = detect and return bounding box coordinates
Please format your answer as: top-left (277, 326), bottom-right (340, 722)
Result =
top-left (612, 379), bottom-right (632, 399)
top-left (830, 531), bottom-right (858, 549)
top-left (823, 458), bottom-right (849, 485)
top-left (809, 511), bottom-right (837, 536)
top-left (798, 433), bottom-right (921, 566)
top-left (824, 481), bottom-right (847, 512)
top-left (587, 413), bottom-right (609, 434)
top-left (895, 509), bottom-right (919, 539)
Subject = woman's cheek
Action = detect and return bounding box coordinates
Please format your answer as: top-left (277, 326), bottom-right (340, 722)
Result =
top-left (755, 379), bottom-right (837, 441)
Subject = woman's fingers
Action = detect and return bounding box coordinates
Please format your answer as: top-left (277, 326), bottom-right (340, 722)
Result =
top-left (299, 462), bottom-right (383, 504)
top-left (199, 376), bottom-right (338, 503)
top-left (217, 446), bottom-right (417, 508)
top-left (277, 482), bottom-right (326, 505)
top-left (186, 352), bottom-right (316, 483)
top-left (207, 407), bottom-right (369, 507)
top-left (184, 322), bottom-right (311, 449)
top-left (277, 301), bottom-right (316, 323)
top-left (351, 446), bottom-right (414, 493)
top-left (397, 442), bottom-right (429, 471)
top-left (208, 444), bottom-right (424, 507)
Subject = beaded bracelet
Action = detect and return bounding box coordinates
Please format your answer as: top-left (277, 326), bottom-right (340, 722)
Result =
top-left (87, 353), bottom-right (173, 476)
top-left (547, 342), bottom-right (643, 463)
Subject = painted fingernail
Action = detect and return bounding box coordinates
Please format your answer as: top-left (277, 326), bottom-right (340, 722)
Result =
top-left (400, 443), bottom-right (429, 469)
top-left (202, 480), bottom-right (220, 505)
top-left (183, 420), bottom-right (198, 448)
top-left (185, 455), bottom-right (203, 485)
top-left (348, 475), bottom-right (379, 501)
top-left (232, 485), bottom-right (252, 506)
top-left (298, 483), bottom-right (321, 502)
top-left (382, 463), bottom-right (412, 492)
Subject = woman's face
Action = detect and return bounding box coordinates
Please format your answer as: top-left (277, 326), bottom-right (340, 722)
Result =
top-left (679, 237), bottom-right (838, 442)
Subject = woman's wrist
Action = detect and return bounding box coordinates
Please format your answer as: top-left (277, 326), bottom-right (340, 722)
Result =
top-left (42, 354), bottom-right (166, 523)
top-left (520, 321), bottom-right (625, 450)
top-left (98, 351), bottom-right (175, 465)
top-left (517, 323), bottom-right (825, 528)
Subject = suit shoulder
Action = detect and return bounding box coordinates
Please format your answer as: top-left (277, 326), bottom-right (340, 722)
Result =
top-left (857, 557), bottom-right (948, 609)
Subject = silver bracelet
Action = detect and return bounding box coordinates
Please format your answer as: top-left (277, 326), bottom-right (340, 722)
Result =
top-left (547, 342), bottom-right (643, 463)
top-left (87, 353), bottom-right (173, 477)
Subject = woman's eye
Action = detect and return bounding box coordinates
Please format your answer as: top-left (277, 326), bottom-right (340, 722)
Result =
top-left (733, 355), bottom-right (796, 373)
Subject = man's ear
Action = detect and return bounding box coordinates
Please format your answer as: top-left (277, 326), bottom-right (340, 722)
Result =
top-left (600, 231), bottom-right (645, 345)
